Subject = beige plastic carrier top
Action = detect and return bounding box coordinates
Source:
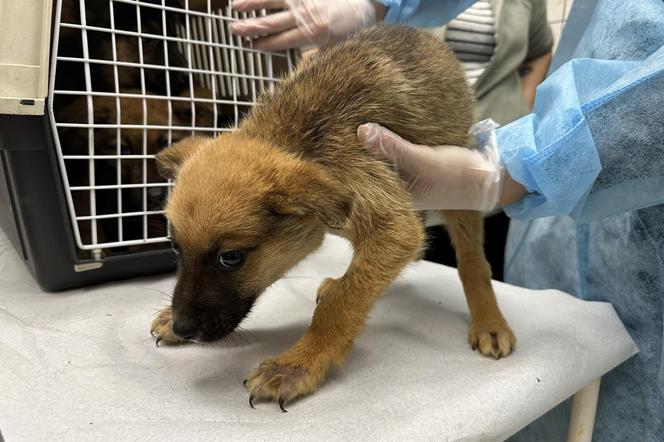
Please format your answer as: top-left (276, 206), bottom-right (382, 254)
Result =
top-left (0, 0), bottom-right (54, 115)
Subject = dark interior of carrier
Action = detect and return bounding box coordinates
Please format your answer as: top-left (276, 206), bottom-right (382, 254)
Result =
top-left (50, 0), bottom-right (293, 259)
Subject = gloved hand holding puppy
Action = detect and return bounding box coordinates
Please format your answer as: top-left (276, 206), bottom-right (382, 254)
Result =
top-left (357, 121), bottom-right (528, 212)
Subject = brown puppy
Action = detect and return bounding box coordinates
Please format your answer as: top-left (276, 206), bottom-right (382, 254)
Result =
top-left (151, 25), bottom-right (516, 408)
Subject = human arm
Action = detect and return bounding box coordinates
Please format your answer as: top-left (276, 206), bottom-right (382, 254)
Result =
top-left (518, 0), bottom-right (553, 108)
top-left (519, 51), bottom-right (552, 109)
top-left (229, 0), bottom-right (477, 50)
top-left (386, 1), bottom-right (664, 222)
top-left (358, 48), bottom-right (664, 220)
top-left (357, 120), bottom-right (527, 212)
top-left (498, 46), bottom-right (664, 222)
top-left (229, 0), bottom-right (386, 50)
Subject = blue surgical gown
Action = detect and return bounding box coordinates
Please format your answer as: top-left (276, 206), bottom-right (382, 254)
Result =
top-left (382, 0), bottom-right (664, 440)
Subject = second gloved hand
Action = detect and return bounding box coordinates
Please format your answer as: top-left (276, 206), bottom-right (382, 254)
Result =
top-left (357, 121), bottom-right (506, 212)
top-left (230, 0), bottom-right (382, 50)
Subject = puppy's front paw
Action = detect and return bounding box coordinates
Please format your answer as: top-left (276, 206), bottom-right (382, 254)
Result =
top-left (245, 355), bottom-right (324, 411)
top-left (150, 306), bottom-right (184, 346)
top-left (469, 319), bottom-right (516, 359)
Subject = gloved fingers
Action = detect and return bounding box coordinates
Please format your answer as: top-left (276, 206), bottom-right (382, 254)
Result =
top-left (407, 175), bottom-right (439, 210)
top-left (358, 123), bottom-right (431, 173)
top-left (358, 123), bottom-right (505, 212)
top-left (251, 27), bottom-right (310, 50)
top-left (358, 123), bottom-right (408, 160)
top-left (360, 124), bottom-right (498, 173)
top-left (233, 0), bottom-right (376, 48)
top-left (357, 123), bottom-right (380, 149)
top-left (285, 0), bottom-right (332, 44)
top-left (232, 0), bottom-right (286, 13)
top-left (230, 10), bottom-right (296, 37)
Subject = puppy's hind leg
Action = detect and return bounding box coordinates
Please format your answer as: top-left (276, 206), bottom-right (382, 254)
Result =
top-left (245, 209), bottom-right (424, 408)
top-left (443, 210), bottom-right (516, 358)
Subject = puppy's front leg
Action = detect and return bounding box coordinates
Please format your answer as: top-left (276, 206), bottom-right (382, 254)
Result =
top-left (150, 306), bottom-right (183, 346)
top-left (246, 212), bottom-right (424, 409)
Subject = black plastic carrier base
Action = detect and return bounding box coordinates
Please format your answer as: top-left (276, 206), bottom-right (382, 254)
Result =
top-left (0, 114), bottom-right (176, 292)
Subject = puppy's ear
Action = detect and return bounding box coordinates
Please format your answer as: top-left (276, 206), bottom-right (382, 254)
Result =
top-left (155, 136), bottom-right (208, 179)
top-left (267, 163), bottom-right (354, 229)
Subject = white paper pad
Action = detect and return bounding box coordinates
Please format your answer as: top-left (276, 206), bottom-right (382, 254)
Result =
top-left (0, 229), bottom-right (637, 441)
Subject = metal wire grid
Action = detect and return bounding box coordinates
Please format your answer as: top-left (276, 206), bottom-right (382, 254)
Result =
top-left (47, 0), bottom-right (294, 253)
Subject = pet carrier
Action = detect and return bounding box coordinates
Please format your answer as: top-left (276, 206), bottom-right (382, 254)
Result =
top-left (0, 0), bottom-right (294, 291)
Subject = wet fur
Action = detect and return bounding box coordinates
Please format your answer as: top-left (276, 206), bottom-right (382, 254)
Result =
top-left (152, 25), bottom-right (516, 407)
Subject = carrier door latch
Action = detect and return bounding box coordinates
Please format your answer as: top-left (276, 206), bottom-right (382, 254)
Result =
top-left (74, 249), bottom-right (104, 272)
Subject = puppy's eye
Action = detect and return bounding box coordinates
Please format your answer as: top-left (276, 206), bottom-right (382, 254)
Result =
top-left (217, 250), bottom-right (244, 269)
top-left (171, 241), bottom-right (181, 255)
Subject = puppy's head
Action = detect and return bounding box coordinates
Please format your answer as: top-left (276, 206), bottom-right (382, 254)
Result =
top-left (157, 133), bottom-right (354, 342)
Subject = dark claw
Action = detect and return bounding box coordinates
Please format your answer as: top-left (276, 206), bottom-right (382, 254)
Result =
top-left (315, 297), bottom-right (320, 305)
top-left (249, 393), bottom-right (255, 409)
top-left (278, 398), bottom-right (288, 413)
top-left (243, 379), bottom-right (248, 387)
top-left (155, 337), bottom-right (162, 347)
top-left (150, 330), bottom-right (156, 337)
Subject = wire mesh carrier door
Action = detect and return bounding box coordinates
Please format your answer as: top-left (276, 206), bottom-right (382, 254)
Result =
top-left (24, 0), bottom-right (293, 290)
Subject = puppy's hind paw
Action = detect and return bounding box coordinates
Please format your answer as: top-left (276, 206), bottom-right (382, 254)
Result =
top-left (150, 306), bottom-right (184, 346)
top-left (469, 320), bottom-right (516, 359)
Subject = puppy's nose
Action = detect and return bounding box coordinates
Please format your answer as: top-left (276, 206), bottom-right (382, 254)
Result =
top-left (172, 317), bottom-right (199, 340)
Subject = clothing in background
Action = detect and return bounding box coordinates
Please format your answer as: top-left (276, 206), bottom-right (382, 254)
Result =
top-left (501, 0), bottom-right (664, 440)
top-left (444, 0), bottom-right (496, 86)
top-left (422, 0), bottom-right (552, 281)
top-left (383, 0), bottom-right (664, 439)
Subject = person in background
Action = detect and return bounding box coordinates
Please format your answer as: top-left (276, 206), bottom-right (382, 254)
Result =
top-left (232, 0), bottom-right (553, 280)
top-left (232, 1), bottom-right (664, 440)
top-left (420, 0), bottom-right (552, 279)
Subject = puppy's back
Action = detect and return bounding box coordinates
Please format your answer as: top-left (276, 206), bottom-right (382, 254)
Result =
top-left (241, 25), bottom-right (474, 168)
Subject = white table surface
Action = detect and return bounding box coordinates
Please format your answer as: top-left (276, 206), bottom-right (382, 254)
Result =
top-left (0, 230), bottom-right (637, 442)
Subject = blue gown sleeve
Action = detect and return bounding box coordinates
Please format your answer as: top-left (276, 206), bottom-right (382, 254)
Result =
top-left (376, 0), bottom-right (477, 27)
top-left (497, 45), bottom-right (664, 223)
